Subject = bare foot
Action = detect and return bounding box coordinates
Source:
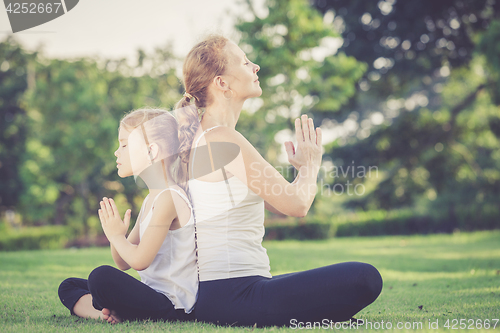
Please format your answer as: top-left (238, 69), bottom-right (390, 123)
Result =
top-left (101, 308), bottom-right (110, 321)
top-left (73, 294), bottom-right (103, 320)
top-left (101, 308), bottom-right (122, 324)
top-left (72, 294), bottom-right (122, 324)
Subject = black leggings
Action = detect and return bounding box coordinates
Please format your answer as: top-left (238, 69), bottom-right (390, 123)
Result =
top-left (195, 261), bottom-right (382, 327)
top-left (58, 265), bottom-right (194, 322)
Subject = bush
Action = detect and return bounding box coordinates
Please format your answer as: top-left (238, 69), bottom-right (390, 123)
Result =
top-left (334, 213), bottom-right (438, 236)
top-left (264, 207), bottom-right (500, 240)
top-left (265, 221), bottom-right (333, 240)
top-left (0, 225), bottom-right (71, 251)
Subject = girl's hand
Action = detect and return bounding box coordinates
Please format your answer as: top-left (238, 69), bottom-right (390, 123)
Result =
top-left (285, 115), bottom-right (322, 170)
top-left (98, 197), bottom-right (131, 243)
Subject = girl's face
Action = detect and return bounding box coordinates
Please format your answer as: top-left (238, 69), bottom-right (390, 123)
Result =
top-left (221, 41), bottom-right (261, 100)
top-left (114, 126), bottom-right (150, 178)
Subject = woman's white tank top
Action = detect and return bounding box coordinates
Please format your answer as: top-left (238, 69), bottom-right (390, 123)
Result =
top-left (137, 187), bottom-right (198, 313)
top-left (188, 126), bottom-right (272, 282)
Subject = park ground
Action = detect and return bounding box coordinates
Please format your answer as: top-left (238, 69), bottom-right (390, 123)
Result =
top-left (1, 230), bottom-right (499, 332)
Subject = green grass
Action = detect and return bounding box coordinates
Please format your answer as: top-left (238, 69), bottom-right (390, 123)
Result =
top-left (1, 231), bottom-right (499, 332)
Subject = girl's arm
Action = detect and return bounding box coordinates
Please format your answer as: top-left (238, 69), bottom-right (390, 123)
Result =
top-left (110, 222), bottom-right (139, 270)
top-left (200, 115), bottom-right (322, 217)
top-left (99, 193), bottom-right (177, 271)
top-left (109, 208), bottom-right (142, 271)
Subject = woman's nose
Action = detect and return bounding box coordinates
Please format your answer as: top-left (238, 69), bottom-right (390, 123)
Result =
top-left (254, 64), bottom-right (260, 73)
top-left (114, 149), bottom-right (119, 157)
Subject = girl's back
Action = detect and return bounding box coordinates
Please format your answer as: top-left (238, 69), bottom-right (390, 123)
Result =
top-left (138, 186), bottom-right (197, 313)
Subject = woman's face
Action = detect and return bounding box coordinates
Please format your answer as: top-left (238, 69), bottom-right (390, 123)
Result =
top-left (221, 41), bottom-right (261, 100)
top-left (114, 126), bottom-right (150, 178)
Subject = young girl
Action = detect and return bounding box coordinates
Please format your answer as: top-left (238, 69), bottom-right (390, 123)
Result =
top-left (176, 35), bottom-right (383, 327)
top-left (58, 108), bottom-right (197, 323)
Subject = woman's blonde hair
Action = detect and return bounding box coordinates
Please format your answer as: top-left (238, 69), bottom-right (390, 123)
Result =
top-left (175, 35), bottom-right (229, 166)
top-left (120, 107), bottom-right (185, 187)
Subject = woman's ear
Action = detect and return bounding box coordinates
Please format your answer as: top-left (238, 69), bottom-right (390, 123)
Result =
top-left (149, 142), bottom-right (160, 161)
top-left (213, 75), bottom-right (230, 92)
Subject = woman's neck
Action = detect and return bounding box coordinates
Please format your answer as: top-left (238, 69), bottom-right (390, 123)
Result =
top-left (202, 99), bottom-right (244, 130)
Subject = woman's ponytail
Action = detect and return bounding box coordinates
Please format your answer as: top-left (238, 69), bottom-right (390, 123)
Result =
top-left (175, 97), bottom-right (201, 166)
top-left (174, 34), bottom-right (229, 181)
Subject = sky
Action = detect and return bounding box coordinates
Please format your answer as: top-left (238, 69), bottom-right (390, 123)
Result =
top-left (0, 0), bottom-right (250, 60)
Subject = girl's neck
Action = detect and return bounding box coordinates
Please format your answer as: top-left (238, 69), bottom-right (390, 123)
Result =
top-left (137, 163), bottom-right (171, 193)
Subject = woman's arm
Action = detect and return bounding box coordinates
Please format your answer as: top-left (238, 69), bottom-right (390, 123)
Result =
top-left (99, 193), bottom-right (177, 271)
top-left (201, 115), bottom-right (322, 217)
top-left (264, 201), bottom-right (285, 215)
top-left (264, 175), bottom-right (300, 215)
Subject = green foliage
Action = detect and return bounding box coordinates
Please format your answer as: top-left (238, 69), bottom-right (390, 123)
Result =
top-left (265, 221), bottom-right (333, 240)
top-left (0, 225), bottom-right (71, 251)
top-left (476, 19), bottom-right (500, 104)
top-left (1, 37), bottom-right (182, 235)
top-left (314, 0), bottom-right (499, 93)
top-left (236, 0), bottom-right (365, 163)
top-left (0, 37), bottom-right (35, 209)
top-left (2, 0), bottom-right (500, 242)
top-left (306, 1), bottom-right (500, 229)
top-left (20, 58), bottom-right (114, 228)
top-left (266, 204), bottom-right (500, 240)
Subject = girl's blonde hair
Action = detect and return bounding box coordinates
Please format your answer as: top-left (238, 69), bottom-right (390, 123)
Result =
top-left (175, 35), bottom-right (229, 165)
top-left (120, 108), bottom-right (185, 187)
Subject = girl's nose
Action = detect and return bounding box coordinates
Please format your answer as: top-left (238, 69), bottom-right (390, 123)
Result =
top-left (254, 64), bottom-right (260, 73)
top-left (114, 149), bottom-right (119, 157)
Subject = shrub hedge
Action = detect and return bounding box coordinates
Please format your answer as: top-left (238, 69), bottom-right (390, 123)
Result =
top-left (264, 208), bottom-right (500, 240)
top-left (1, 205), bottom-right (498, 249)
top-left (0, 225), bottom-right (71, 251)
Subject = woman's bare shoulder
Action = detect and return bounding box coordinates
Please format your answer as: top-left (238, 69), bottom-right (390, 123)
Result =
top-left (203, 126), bottom-right (253, 148)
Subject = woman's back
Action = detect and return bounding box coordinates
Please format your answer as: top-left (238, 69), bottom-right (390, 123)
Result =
top-left (188, 126), bottom-right (271, 281)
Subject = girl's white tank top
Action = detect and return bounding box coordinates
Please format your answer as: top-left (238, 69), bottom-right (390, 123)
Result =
top-left (188, 126), bottom-right (272, 282)
top-left (137, 187), bottom-right (198, 314)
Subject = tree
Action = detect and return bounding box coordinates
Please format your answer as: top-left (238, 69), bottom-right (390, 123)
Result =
top-left (18, 43), bottom-right (182, 236)
top-left (235, 0), bottom-right (365, 165)
top-left (311, 0), bottom-right (500, 229)
top-left (0, 37), bottom-right (35, 213)
top-left (313, 0), bottom-right (499, 95)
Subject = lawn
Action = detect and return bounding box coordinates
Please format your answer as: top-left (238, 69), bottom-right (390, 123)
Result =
top-left (1, 230), bottom-right (499, 332)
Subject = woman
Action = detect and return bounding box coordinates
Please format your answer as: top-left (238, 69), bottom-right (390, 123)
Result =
top-left (175, 35), bottom-right (383, 327)
top-left (58, 109), bottom-right (197, 323)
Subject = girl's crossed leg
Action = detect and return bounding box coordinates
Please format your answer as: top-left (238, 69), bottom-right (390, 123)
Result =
top-left (58, 265), bottom-right (194, 323)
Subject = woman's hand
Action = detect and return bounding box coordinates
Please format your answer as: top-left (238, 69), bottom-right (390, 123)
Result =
top-left (98, 197), bottom-right (131, 244)
top-left (285, 114), bottom-right (322, 170)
